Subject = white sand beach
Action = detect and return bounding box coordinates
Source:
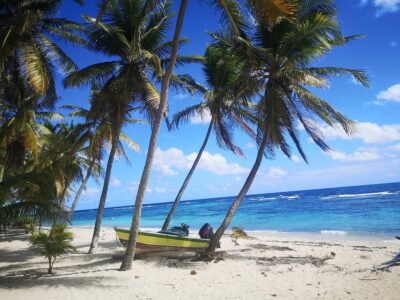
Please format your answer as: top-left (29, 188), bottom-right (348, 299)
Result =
top-left (1, 227), bottom-right (399, 300)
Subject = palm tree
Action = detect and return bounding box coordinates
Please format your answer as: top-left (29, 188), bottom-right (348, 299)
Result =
top-left (0, 170), bottom-right (68, 229)
top-left (120, 0), bottom-right (296, 270)
top-left (30, 224), bottom-right (77, 274)
top-left (0, 69), bottom-right (60, 182)
top-left (206, 0), bottom-right (369, 251)
top-left (0, 0), bottom-right (85, 100)
top-left (161, 45), bottom-right (259, 230)
top-left (64, 0), bottom-right (180, 253)
top-left (63, 101), bottom-right (139, 214)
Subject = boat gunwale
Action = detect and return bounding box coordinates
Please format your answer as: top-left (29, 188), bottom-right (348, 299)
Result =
top-left (114, 228), bottom-right (209, 243)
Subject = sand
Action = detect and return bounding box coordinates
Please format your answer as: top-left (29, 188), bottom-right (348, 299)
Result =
top-left (1, 227), bottom-right (399, 300)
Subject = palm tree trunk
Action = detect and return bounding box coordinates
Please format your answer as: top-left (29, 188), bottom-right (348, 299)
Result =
top-left (70, 159), bottom-right (95, 214)
top-left (88, 129), bottom-right (120, 254)
top-left (207, 126), bottom-right (270, 252)
top-left (161, 120), bottom-right (213, 230)
top-left (0, 166), bottom-right (4, 182)
top-left (119, 0), bottom-right (188, 271)
top-left (0, 74), bottom-right (4, 128)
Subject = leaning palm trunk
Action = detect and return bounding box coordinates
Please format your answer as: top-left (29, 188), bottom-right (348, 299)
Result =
top-left (162, 119), bottom-right (213, 230)
top-left (207, 126), bottom-right (270, 252)
top-left (119, 0), bottom-right (188, 271)
top-left (70, 159), bottom-right (95, 214)
top-left (88, 129), bottom-right (120, 254)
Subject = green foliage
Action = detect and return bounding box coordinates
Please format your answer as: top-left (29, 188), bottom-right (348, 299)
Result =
top-left (30, 224), bottom-right (77, 274)
top-left (171, 45), bottom-right (260, 157)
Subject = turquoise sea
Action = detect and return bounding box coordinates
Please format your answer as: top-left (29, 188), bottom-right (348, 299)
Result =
top-left (72, 182), bottom-right (400, 237)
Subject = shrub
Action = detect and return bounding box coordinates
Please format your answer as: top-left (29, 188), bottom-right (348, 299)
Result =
top-left (30, 224), bottom-right (77, 274)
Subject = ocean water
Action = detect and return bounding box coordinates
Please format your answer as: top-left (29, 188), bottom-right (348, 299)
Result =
top-left (72, 182), bottom-right (400, 237)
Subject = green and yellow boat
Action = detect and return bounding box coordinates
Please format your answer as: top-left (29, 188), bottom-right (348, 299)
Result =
top-left (114, 228), bottom-right (209, 254)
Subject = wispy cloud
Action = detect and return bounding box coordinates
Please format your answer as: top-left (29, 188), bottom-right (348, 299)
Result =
top-left (327, 148), bottom-right (381, 162)
top-left (266, 167), bottom-right (288, 179)
top-left (110, 177), bottom-right (121, 187)
top-left (153, 147), bottom-right (249, 176)
top-left (290, 155), bottom-right (302, 163)
top-left (129, 181), bottom-right (151, 193)
top-left (246, 142), bottom-right (255, 149)
top-left (361, 0), bottom-right (400, 15)
top-left (82, 187), bottom-right (100, 196)
top-left (190, 110), bottom-right (212, 125)
top-left (317, 122), bottom-right (400, 144)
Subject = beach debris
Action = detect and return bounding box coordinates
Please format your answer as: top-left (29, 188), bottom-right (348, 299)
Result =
top-left (193, 250), bottom-right (226, 262)
top-left (134, 275), bottom-right (140, 279)
top-left (232, 227), bottom-right (249, 238)
top-left (231, 227), bottom-right (255, 245)
top-left (190, 270), bottom-right (197, 275)
top-left (261, 271), bottom-right (267, 277)
top-left (330, 251), bottom-right (336, 257)
top-left (256, 253), bottom-right (335, 268)
top-left (250, 243), bottom-right (294, 252)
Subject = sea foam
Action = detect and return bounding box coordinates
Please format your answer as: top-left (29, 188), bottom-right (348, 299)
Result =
top-left (320, 191), bottom-right (397, 200)
top-left (320, 230), bottom-right (348, 235)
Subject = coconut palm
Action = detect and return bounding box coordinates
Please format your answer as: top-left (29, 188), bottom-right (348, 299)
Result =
top-left (0, 69), bottom-right (62, 182)
top-left (119, 0), bottom-right (297, 270)
top-left (0, 170), bottom-right (68, 230)
top-left (161, 45), bottom-right (260, 230)
top-left (63, 0), bottom-right (184, 253)
top-left (0, 0), bottom-right (86, 100)
top-left (63, 101), bottom-right (140, 214)
top-left (206, 0), bottom-right (369, 251)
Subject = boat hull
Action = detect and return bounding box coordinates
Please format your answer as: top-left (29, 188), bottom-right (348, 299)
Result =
top-left (114, 228), bottom-right (209, 254)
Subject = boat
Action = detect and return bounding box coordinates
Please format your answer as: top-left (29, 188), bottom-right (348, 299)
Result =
top-left (114, 227), bottom-right (209, 254)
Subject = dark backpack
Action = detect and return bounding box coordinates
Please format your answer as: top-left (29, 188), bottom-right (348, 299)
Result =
top-left (199, 223), bottom-right (214, 239)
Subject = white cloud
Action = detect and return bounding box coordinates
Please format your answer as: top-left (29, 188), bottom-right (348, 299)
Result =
top-left (377, 83), bottom-right (400, 102)
top-left (190, 110), bottom-right (212, 124)
top-left (362, 0), bottom-right (400, 14)
top-left (153, 148), bottom-right (192, 176)
top-left (246, 142), bottom-right (255, 149)
top-left (82, 187), bottom-right (100, 196)
top-left (327, 148), bottom-right (381, 162)
top-left (153, 147), bottom-right (249, 176)
top-left (235, 176), bottom-right (242, 181)
top-left (110, 177), bottom-right (121, 187)
top-left (155, 187), bottom-right (166, 193)
top-left (390, 41), bottom-right (398, 47)
top-left (390, 143), bottom-right (400, 151)
top-left (318, 122), bottom-right (400, 144)
top-left (266, 167), bottom-right (288, 179)
top-left (290, 155), bottom-right (302, 163)
top-left (128, 181), bottom-right (152, 193)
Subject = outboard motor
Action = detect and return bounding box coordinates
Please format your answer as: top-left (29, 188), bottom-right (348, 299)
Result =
top-left (199, 223), bottom-right (214, 239)
top-left (158, 223), bottom-right (189, 237)
top-left (170, 223), bottom-right (189, 236)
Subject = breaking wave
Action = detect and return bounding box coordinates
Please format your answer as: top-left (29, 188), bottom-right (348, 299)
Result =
top-left (320, 230), bottom-right (348, 235)
top-left (320, 191), bottom-right (397, 200)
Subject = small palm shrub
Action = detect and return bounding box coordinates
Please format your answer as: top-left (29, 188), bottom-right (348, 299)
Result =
top-left (30, 224), bottom-right (77, 274)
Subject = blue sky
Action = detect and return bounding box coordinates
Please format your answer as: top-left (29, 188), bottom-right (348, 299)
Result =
top-left (57, 1), bottom-right (400, 210)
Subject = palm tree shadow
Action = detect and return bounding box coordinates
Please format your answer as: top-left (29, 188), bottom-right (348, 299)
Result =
top-left (0, 256), bottom-right (122, 289)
